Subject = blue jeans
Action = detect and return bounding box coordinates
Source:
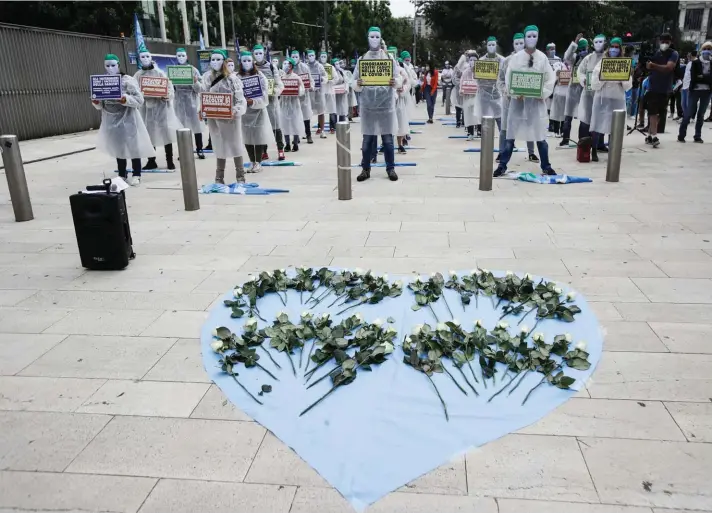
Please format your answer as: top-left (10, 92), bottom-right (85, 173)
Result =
top-left (362, 134), bottom-right (394, 171)
top-left (679, 89), bottom-right (712, 140)
top-left (499, 129), bottom-right (535, 154)
top-left (498, 139), bottom-right (552, 172)
top-left (681, 89), bottom-right (688, 115)
top-left (629, 88), bottom-right (639, 116)
top-left (425, 85), bottom-right (437, 119)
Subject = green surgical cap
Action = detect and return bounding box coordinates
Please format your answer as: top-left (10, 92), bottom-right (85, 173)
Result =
top-left (388, 46), bottom-right (397, 52)
top-left (104, 53), bottom-right (120, 62)
top-left (211, 49), bottom-right (228, 59)
top-left (401, 50), bottom-right (411, 59)
top-left (176, 47), bottom-right (186, 53)
top-left (240, 51), bottom-right (252, 57)
top-left (320, 51), bottom-right (328, 55)
top-left (307, 49), bottom-right (315, 55)
top-left (331, 58), bottom-right (339, 64)
top-left (291, 50), bottom-right (299, 56)
top-left (138, 42), bottom-right (149, 54)
top-left (398, 57), bottom-right (403, 63)
top-left (287, 57), bottom-right (296, 66)
top-left (546, 42), bottom-right (556, 48)
top-left (595, 34), bottom-right (606, 40)
top-left (487, 36), bottom-right (497, 42)
top-left (610, 37), bottom-right (622, 46)
top-left (524, 25), bottom-right (539, 34)
top-left (253, 44), bottom-right (264, 50)
top-left (367, 26), bottom-right (381, 34)
top-left (513, 33), bottom-right (524, 41)
top-left (578, 38), bottom-right (589, 49)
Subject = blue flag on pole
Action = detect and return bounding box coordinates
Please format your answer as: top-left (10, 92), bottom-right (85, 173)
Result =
top-left (199, 28), bottom-right (205, 50)
top-left (134, 13), bottom-right (147, 54)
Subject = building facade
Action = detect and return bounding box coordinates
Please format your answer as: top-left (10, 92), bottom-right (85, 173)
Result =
top-left (678, 1), bottom-right (712, 46)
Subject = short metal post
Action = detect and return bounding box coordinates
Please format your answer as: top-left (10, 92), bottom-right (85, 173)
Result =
top-left (479, 116), bottom-right (494, 191)
top-left (606, 109), bottom-right (625, 183)
top-left (176, 128), bottom-right (200, 211)
top-left (336, 121), bottom-right (352, 200)
top-left (0, 135), bottom-right (34, 222)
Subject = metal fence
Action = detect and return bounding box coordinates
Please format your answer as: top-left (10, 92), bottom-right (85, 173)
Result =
top-left (0, 23), bottom-right (238, 141)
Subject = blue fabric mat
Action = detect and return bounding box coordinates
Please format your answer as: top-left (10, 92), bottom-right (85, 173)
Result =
top-left (201, 269), bottom-right (602, 511)
top-left (112, 169), bottom-right (174, 173)
top-left (243, 161), bottom-right (302, 167)
top-left (409, 130), bottom-right (423, 134)
top-left (463, 148), bottom-right (524, 153)
top-left (200, 182), bottom-right (290, 194)
top-left (499, 172), bottom-right (593, 184)
top-left (194, 149), bottom-right (214, 153)
top-left (351, 162), bottom-right (417, 167)
top-left (409, 121), bottom-right (426, 125)
top-left (449, 135), bottom-right (477, 139)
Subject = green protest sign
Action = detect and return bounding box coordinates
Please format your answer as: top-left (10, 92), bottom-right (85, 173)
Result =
top-left (509, 71), bottom-right (544, 98)
top-left (167, 65), bottom-right (194, 85)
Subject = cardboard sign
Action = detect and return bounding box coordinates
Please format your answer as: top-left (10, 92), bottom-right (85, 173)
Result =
top-left (358, 59), bottom-right (393, 86)
top-left (558, 70), bottom-right (572, 86)
top-left (167, 65), bottom-right (194, 85)
top-left (460, 79), bottom-right (478, 95)
top-left (509, 71), bottom-right (544, 98)
top-left (586, 70), bottom-right (593, 91)
top-left (241, 75), bottom-right (263, 100)
top-left (201, 92), bottom-right (233, 119)
top-left (90, 74), bottom-right (122, 100)
top-left (324, 63), bottom-right (333, 81)
top-left (334, 84), bottom-right (347, 94)
top-left (573, 67), bottom-right (579, 84)
top-left (311, 72), bottom-right (322, 89)
top-left (197, 50), bottom-right (212, 74)
top-left (267, 78), bottom-right (275, 96)
top-left (600, 57), bottom-right (633, 81)
top-left (474, 60), bottom-right (500, 81)
top-left (282, 77), bottom-right (300, 96)
top-left (299, 73), bottom-right (311, 89)
top-left (139, 76), bottom-right (170, 97)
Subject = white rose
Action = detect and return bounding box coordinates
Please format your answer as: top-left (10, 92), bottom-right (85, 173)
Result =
top-left (474, 319), bottom-right (483, 327)
top-left (471, 269), bottom-right (479, 275)
top-left (525, 273), bottom-right (533, 280)
top-left (382, 273), bottom-right (389, 281)
top-left (412, 324), bottom-right (423, 335)
top-left (554, 287), bottom-right (563, 294)
top-left (277, 311), bottom-right (286, 318)
top-left (506, 270), bottom-right (513, 277)
top-left (211, 328), bottom-right (218, 337)
top-left (373, 318), bottom-right (383, 327)
top-left (576, 341), bottom-right (587, 351)
top-left (250, 275), bottom-right (258, 282)
top-left (436, 322), bottom-right (447, 331)
top-left (300, 311), bottom-right (311, 319)
top-left (301, 266), bottom-right (308, 271)
top-left (430, 272), bottom-right (436, 278)
top-left (565, 333), bottom-right (573, 343)
top-left (394, 280), bottom-right (403, 288)
top-left (383, 342), bottom-right (395, 354)
top-left (354, 313), bottom-right (364, 323)
top-left (354, 267), bottom-right (363, 275)
top-left (406, 336), bottom-right (413, 343)
top-left (245, 317), bottom-right (258, 327)
top-left (233, 288), bottom-right (242, 297)
top-left (520, 325), bottom-right (529, 334)
top-left (386, 325), bottom-right (397, 334)
top-left (210, 340), bottom-right (223, 353)
top-left (497, 321), bottom-right (509, 329)
top-left (566, 291), bottom-right (576, 301)
top-left (266, 270), bottom-right (273, 277)
top-left (481, 268), bottom-right (489, 274)
top-left (449, 270), bottom-right (457, 277)
top-left (280, 268), bottom-right (286, 273)
top-left (533, 332), bottom-right (545, 342)
top-left (321, 312), bottom-right (330, 319)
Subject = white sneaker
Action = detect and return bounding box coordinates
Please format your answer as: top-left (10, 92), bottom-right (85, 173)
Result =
top-left (320, 132), bottom-right (328, 139)
top-left (467, 134), bottom-right (474, 141)
top-left (129, 176), bottom-right (141, 186)
top-left (253, 162), bottom-right (262, 173)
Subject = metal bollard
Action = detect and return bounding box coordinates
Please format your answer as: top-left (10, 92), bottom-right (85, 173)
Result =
top-left (479, 116), bottom-right (494, 191)
top-left (176, 128), bottom-right (200, 211)
top-left (0, 135), bottom-right (34, 222)
top-left (336, 121), bottom-right (352, 200)
top-left (445, 87), bottom-right (451, 115)
top-left (606, 109), bottom-right (625, 183)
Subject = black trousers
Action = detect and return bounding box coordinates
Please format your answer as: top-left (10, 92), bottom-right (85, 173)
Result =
top-left (303, 120), bottom-right (311, 137)
top-left (274, 128), bottom-right (284, 151)
top-left (329, 113), bottom-right (347, 126)
top-left (195, 133), bottom-right (203, 151)
top-left (246, 144), bottom-right (267, 162)
top-left (117, 158), bottom-right (142, 178)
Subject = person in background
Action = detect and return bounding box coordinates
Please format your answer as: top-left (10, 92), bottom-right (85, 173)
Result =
top-left (201, 49), bottom-right (247, 184)
top-left (291, 50), bottom-right (314, 144)
top-left (441, 60), bottom-right (453, 107)
top-left (281, 58), bottom-right (306, 152)
top-left (422, 61), bottom-right (439, 123)
top-left (308, 50), bottom-right (329, 138)
top-left (92, 54), bottom-right (155, 185)
top-left (681, 51), bottom-right (697, 116)
top-left (590, 37), bottom-right (632, 162)
top-left (173, 48), bottom-right (205, 159)
top-left (678, 41), bottom-right (712, 143)
top-left (342, 59), bottom-right (358, 121)
top-left (560, 35), bottom-right (588, 146)
top-left (332, 58), bottom-right (350, 127)
top-left (577, 34), bottom-right (607, 149)
top-left (630, 58), bottom-right (646, 118)
top-left (476, 37), bottom-right (505, 139)
top-left (456, 50), bottom-right (479, 141)
top-left (254, 45), bottom-right (285, 161)
top-left (645, 32), bottom-right (679, 148)
top-left (401, 51), bottom-right (419, 125)
top-left (670, 49), bottom-right (685, 120)
top-left (395, 57), bottom-right (411, 153)
top-left (237, 51), bottom-right (272, 173)
top-left (414, 66), bottom-right (423, 104)
top-left (545, 42), bottom-right (562, 133)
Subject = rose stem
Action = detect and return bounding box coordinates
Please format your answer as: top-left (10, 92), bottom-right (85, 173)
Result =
top-left (474, 289), bottom-right (479, 308)
top-left (309, 290), bottom-right (333, 309)
top-left (496, 297), bottom-right (504, 309)
top-left (306, 365), bottom-right (341, 389)
top-left (256, 362), bottom-right (279, 381)
top-left (305, 358), bottom-right (330, 380)
top-left (276, 291), bottom-right (286, 306)
top-left (441, 294), bottom-right (454, 318)
top-left (455, 365), bottom-right (478, 395)
top-left (286, 351), bottom-right (297, 376)
top-left (442, 365), bottom-right (468, 395)
top-left (522, 376), bottom-right (547, 405)
top-left (517, 306), bottom-right (537, 325)
top-left (299, 344), bottom-right (303, 368)
top-left (467, 360), bottom-right (480, 383)
top-left (527, 318), bottom-right (542, 337)
top-left (507, 369), bottom-right (531, 396)
top-left (328, 293), bottom-right (347, 308)
top-left (303, 340), bottom-right (316, 373)
top-left (426, 374), bottom-right (449, 421)
top-left (299, 384), bottom-right (340, 416)
top-left (300, 288), bottom-right (303, 304)
top-left (336, 300), bottom-right (365, 316)
top-left (487, 371), bottom-right (520, 402)
top-left (428, 303), bottom-right (440, 323)
top-left (230, 374), bottom-right (263, 405)
top-left (258, 346), bottom-right (282, 369)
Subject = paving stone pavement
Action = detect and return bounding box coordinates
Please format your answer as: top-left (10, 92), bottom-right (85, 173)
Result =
top-left (1, 103), bottom-right (712, 513)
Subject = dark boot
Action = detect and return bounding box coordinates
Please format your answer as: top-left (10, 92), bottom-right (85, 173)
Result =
top-left (142, 157), bottom-right (158, 170)
top-left (165, 144), bottom-right (175, 170)
top-left (357, 169), bottom-right (371, 182)
top-left (591, 147), bottom-right (599, 162)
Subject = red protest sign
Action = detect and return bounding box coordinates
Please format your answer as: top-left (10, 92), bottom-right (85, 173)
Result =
top-left (558, 70), bottom-right (572, 86)
top-left (282, 78), bottom-right (300, 96)
top-left (200, 92), bottom-right (233, 119)
top-left (460, 79), bottom-right (478, 95)
top-left (299, 73), bottom-right (311, 89)
top-left (139, 76), bottom-right (169, 98)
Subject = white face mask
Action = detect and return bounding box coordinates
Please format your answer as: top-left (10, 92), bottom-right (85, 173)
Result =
top-left (368, 32), bottom-right (381, 50)
top-left (291, 54), bottom-right (300, 64)
top-left (319, 54), bottom-right (327, 63)
top-left (404, 59), bottom-right (411, 65)
top-left (210, 55), bottom-right (224, 71)
top-left (593, 39), bottom-right (605, 52)
top-left (513, 39), bottom-right (525, 52)
top-left (308, 54), bottom-right (316, 63)
top-left (254, 50), bottom-right (265, 63)
top-left (227, 61), bottom-right (235, 73)
top-left (139, 52), bottom-right (152, 67)
top-left (487, 42), bottom-right (497, 54)
top-left (176, 52), bottom-right (188, 65)
top-left (104, 60), bottom-right (120, 75)
top-left (659, 43), bottom-right (670, 51)
top-left (241, 57), bottom-right (253, 71)
top-left (525, 32), bottom-right (538, 49)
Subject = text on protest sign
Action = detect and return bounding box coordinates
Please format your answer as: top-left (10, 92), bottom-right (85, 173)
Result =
top-left (324, 64), bottom-right (333, 81)
top-left (281, 77), bottom-right (300, 96)
top-left (267, 78), bottom-right (275, 96)
top-left (334, 84), bottom-right (347, 95)
top-left (474, 60), bottom-right (500, 81)
top-left (586, 71), bottom-right (593, 91)
top-left (460, 79), bottom-right (478, 95)
top-left (311, 72), bottom-right (322, 89)
top-left (509, 71), bottom-right (544, 98)
top-left (200, 92), bottom-right (233, 119)
top-left (241, 75), bottom-right (263, 100)
top-left (90, 75), bottom-right (122, 100)
top-left (599, 57), bottom-right (633, 82)
top-left (167, 65), bottom-right (194, 85)
top-left (197, 50), bottom-right (212, 74)
top-left (139, 76), bottom-right (170, 97)
top-left (558, 70), bottom-right (572, 86)
top-left (299, 73), bottom-right (311, 89)
top-left (358, 59), bottom-right (393, 86)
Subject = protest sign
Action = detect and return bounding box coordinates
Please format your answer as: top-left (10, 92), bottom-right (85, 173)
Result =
top-left (586, 71), bottom-right (593, 91)
top-left (201, 92), bottom-right (233, 119)
top-left (241, 75), bottom-right (263, 100)
top-left (311, 72), bottom-right (322, 89)
top-left (358, 59), bottom-right (393, 86)
top-left (334, 84), bottom-right (347, 94)
top-left (324, 63), bottom-right (333, 80)
top-left (600, 57), bottom-right (633, 81)
top-left (299, 73), bottom-right (312, 89)
top-left (509, 71), bottom-right (544, 98)
top-left (267, 78), bottom-right (275, 96)
top-left (282, 77), bottom-right (300, 96)
top-left (139, 76), bottom-right (170, 97)
top-left (474, 60), bottom-right (500, 81)
top-left (197, 50), bottom-right (212, 74)
top-left (90, 75), bottom-right (122, 100)
top-left (573, 66), bottom-right (579, 84)
top-left (460, 79), bottom-right (478, 95)
top-left (167, 65), bottom-right (194, 85)
top-left (558, 70), bottom-right (572, 86)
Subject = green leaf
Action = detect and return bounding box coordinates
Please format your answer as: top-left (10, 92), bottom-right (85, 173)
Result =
top-left (557, 376), bottom-right (576, 389)
top-left (387, 317), bottom-right (395, 323)
top-left (216, 327), bottom-right (232, 340)
top-left (411, 304), bottom-right (421, 311)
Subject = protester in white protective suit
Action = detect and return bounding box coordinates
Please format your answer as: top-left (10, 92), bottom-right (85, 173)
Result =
top-left (476, 36), bottom-right (505, 137)
top-left (401, 51), bottom-right (418, 122)
top-left (353, 26), bottom-right (399, 182)
top-left (441, 60), bottom-right (454, 107)
top-left (395, 58), bottom-right (411, 153)
top-left (495, 25), bottom-right (556, 177)
top-left (291, 50), bottom-right (314, 143)
top-left (545, 42), bottom-right (563, 134)
top-left (307, 50), bottom-right (329, 137)
top-left (456, 51), bottom-right (480, 141)
top-left (342, 59), bottom-right (358, 121)
top-left (201, 49), bottom-right (247, 184)
top-left (547, 43), bottom-right (568, 136)
top-left (254, 45), bottom-right (285, 161)
top-left (332, 58), bottom-right (350, 127)
top-left (321, 52), bottom-right (337, 134)
top-left (577, 34), bottom-right (607, 149)
top-left (590, 37), bottom-right (631, 161)
top-left (237, 51), bottom-right (273, 173)
top-left (561, 35), bottom-right (589, 146)
top-left (134, 44), bottom-right (182, 173)
top-left (173, 48), bottom-right (205, 159)
top-left (92, 54), bottom-right (155, 186)
top-left (280, 58), bottom-right (306, 152)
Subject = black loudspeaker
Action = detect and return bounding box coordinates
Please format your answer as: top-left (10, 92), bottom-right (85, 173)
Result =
top-left (70, 179), bottom-right (135, 270)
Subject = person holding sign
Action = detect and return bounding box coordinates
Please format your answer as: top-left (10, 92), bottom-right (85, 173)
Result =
top-left (353, 26), bottom-right (399, 182)
top-left (237, 51), bottom-right (273, 173)
top-left (456, 50), bottom-right (480, 141)
top-left (577, 34), bottom-right (607, 149)
top-left (590, 38), bottom-right (632, 161)
top-left (495, 25), bottom-right (557, 177)
top-left (332, 59), bottom-right (350, 128)
top-left (280, 58), bottom-right (307, 152)
top-left (92, 54), bottom-right (155, 185)
top-left (560, 35), bottom-right (588, 146)
top-left (308, 50), bottom-right (329, 138)
top-left (291, 51), bottom-right (314, 144)
top-left (342, 59), bottom-right (359, 121)
top-left (134, 44), bottom-right (182, 174)
top-left (321, 52), bottom-right (338, 135)
top-left (548, 50), bottom-right (569, 137)
top-left (476, 37), bottom-right (505, 138)
top-left (255, 45), bottom-right (285, 161)
top-left (172, 48), bottom-right (206, 159)
top-left (201, 49), bottom-right (247, 184)
top-left (394, 58), bottom-right (411, 153)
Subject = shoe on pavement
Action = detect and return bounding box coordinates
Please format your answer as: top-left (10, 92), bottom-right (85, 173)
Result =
top-left (320, 132), bottom-right (328, 139)
top-left (466, 134), bottom-right (474, 141)
top-left (652, 137), bottom-right (660, 148)
top-left (129, 176), bottom-right (141, 186)
top-left (315, 128), bottom-right (323, 135)
top-left (591, 149), bottom-right (599, 162)
top-left (142, 158), bottom-right (158, 170)
top-left (597, 146), bottom-right (608, 153)
top-left (197, 149), bottom-right (206, 160)
top-left (292, 143), bottom-right (299, 152)
top-left (678, 136), bottom-right (686, 143)
top-left (236, 176), bottom-right (246, 184)
top-left (166, 159), bottom-right (175, 170)
top-left (357, 169), bottom-right (371, 182)
top-left (330, 128), bottom-right (335, 134)
top-left (387, 169), bottom-right (398, 181)
top-left (306, 135), bottom-right (314, 144)
top-left (261, 152), bottom-right (269, 161)
top-left (559, 139), bottom-right (570, 147)
top-left (493, 166), bottom-right (505, 177)
top-left (215, 177), bottom-right (225, 184)
top-left (247, 162), bottom-right (257, 173)
top-left (694, 137), bottom-right (704, 143)
top-left (542, 168), bottom-right (557, 176)
top-left (284, 144), bottom-right (291, 152)
top-left (645, 135), bottom-right (653, 145)
top-left (278, 150), bottom-right (286, 161)
top-left (371, 156), bottom-right (377, 164)
top-left (398, 146), bottom-right (407, 154)
top-left (528, 154), bottom-right (540, 163)
top-left (253, 163), bottom-right (263, 173)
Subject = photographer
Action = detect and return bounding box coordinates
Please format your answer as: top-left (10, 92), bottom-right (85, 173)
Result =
top-left (645, 33), bottom-right (679, 148)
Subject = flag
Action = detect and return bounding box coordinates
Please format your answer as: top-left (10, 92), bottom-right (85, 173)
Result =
top-left (134, 13), bottom-right (147, 54)
top-left (199, 28), bottom-right (205, 50)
